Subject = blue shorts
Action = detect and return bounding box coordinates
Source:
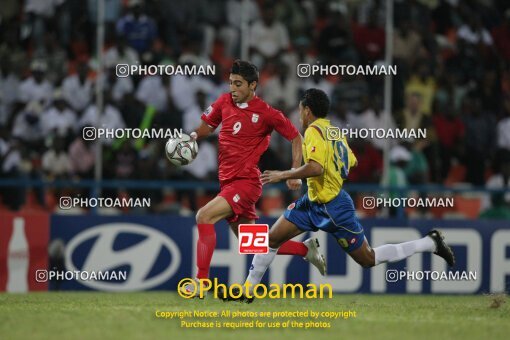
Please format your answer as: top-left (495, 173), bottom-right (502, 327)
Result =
top-left (283, 190), bottom-right (365, 253)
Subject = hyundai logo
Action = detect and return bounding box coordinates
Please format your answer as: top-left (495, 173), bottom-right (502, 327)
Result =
top-left (65, 223), bottom-right (181, 291)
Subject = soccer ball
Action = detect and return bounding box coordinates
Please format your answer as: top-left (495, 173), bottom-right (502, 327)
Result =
top-left (165, 134), bottom-right (198, 166)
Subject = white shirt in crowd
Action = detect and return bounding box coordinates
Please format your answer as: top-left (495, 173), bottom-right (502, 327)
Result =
top-left (226, 0), bottom-right (259, 29)
top-left (457, 25), bottom-right (493, 46)
top-left (104, 45), bottom-right (139, 68)
top-left (185, 140), bottom-right (217, 180)
top-left (170, 75), bottom-right (214, 112)
top-left (12, 110), bottom-right (45, 142)
top-left (41, 106), bottom-right (77, 137)
top-left (62, 75), bottom-right (93, 112)
top-left (249, 20), bottom-right (290, 58)
top-left (0, 138), bottom-right (22, 173)
top-left (260, 76), bottom-right (298, 110)
top-left (135, 75), bottom-right (168, 112)
top-left (17, 77), bottom-right (54, 105)
top-left (481, 174), bottom-right (510, 210)
top-left (24, 0), bottom-right (64, 17)
top-left (183, 103), bottom-right (203, 134)
top-left (350, 108), bottom-right (397, 150)
top-left (42, 150), bottom-right (71, 177)
top-left (110, 76), bottom-right (134, 103)
top-left (78, 104), bottom-right (126, 144)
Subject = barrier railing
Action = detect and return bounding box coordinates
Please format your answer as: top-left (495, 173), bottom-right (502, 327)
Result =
top-left (0, 178), bottom-right (508, 218)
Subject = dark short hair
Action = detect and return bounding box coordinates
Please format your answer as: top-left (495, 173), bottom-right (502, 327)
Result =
top-left (230, 59), bottom-right (259, 84)
top-left (300, 88), bottom-right (330, 118)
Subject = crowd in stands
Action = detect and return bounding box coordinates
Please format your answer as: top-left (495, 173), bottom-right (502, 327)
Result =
top-left (0, 0), bottom-right (509, 218)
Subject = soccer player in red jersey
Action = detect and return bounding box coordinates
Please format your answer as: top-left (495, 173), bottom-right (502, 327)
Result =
top-left (180, 60), bottom-right (326, 296)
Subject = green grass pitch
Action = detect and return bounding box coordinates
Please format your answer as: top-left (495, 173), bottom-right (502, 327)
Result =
top-left (0, 292), bottom-right (508, 340)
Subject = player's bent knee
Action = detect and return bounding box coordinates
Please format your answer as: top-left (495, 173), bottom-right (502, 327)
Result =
top-left (196, 207), bottom-right (213, 224)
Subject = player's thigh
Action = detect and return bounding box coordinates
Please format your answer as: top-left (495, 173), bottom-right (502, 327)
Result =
top-left (228, 217), bottom-right (255, 238)
top-left (196, 196), bottom-right (233, 224)
top-left (268, 215), bottom-right (304, 249)
top-left (347, 238), bottom-right (375, 268)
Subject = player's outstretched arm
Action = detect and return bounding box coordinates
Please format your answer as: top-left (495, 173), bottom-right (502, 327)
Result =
top-left (260, 160), bottom-right (323, 185)
top-left (191, 121), bottom-right (215, 141)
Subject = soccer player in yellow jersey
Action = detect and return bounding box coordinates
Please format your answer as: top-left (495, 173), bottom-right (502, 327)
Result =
top-left (224, 88), bottom-right (455, 303)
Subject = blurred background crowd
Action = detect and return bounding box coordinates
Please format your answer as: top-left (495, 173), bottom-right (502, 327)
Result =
top-left (0, 0), bottom-right (509, 218)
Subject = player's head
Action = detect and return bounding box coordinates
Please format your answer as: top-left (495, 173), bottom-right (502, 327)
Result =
top-left (299, 88), bottom-right (330, 129)
top-left (229, 60), bottom-right (259, 103)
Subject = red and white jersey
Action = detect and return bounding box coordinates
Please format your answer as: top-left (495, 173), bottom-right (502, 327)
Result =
top-left (201, 93), bottom-right (298, 184)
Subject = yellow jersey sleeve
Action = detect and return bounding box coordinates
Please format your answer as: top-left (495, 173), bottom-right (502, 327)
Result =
top-left (304, 126), bottom-right (327, 167)
top-left (347, 143), bottom-right (357, 169)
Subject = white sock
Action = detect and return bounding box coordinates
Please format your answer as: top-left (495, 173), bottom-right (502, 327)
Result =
top-left (374, 236), bottom-right (435, 265)
top-left (245, 247), bottom-right (278, 291)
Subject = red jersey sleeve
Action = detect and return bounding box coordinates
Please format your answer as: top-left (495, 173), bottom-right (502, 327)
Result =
top-left (268, 108), bottom-right (299, 141)
top-left (201, 94), bottom-right (227, 129)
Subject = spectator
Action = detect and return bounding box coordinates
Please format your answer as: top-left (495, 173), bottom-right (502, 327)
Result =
top-left (185, 136), bottom-right (217, 182)
top-left (332, 74), bottom-right (368, 113)
top-left (12, 101), bottom-right (46, 149)
top-left (393, 20), bottom-right (423, 68)
top-left (387, 145), bottom-right (411, 216)
top-left (183, 91), bottom-right (207, 134)
top-left (104, 67), bottom-right (134, 105)
top-left (169, 73), bottom-right (213, 112)
top-left (225, 0), bottom-right (260, 56)
top-left (317, 11), bottom-right (356, 64)
top-left (135, 74), bottom-right (170, 113)
top-left (351, 96), bottom-right (397, 151)
top-left (200, 0), bottom-right (237, 58)
top-left (457, 13), bottom-right (493, 47)
top-left (113, 141), bottom-right (137, 180)
top-left (17, 60), bottom-right (53, 107)
top-left (116, 0), bottom-right (157, 54)
top-left (38, 32), bottom-right (68, 85)
top-left (461, 95), bottom-right (496, 185)
top-left (62, 61), bottom-right (93, 113)
top-left (480, 150), bottom-right (510, 217)
top-left (353, 9), bottom-right (385, 63)
top-left (249, 4), bottom-right (290, 67)
top-left (104, 36), bottom-right (139, 69)
top-left (0, 130), bottom-right (24, 210)
top-left (260, 61), bottom-right (298, 109)
top-left (398, 92), bottom-right (428, 130)
top-left (68, 132), bottom-right (96, 178)
top-left (405, 139), bottom-right (430, 184)
top-left (42, 136), bottom-right (71, 180)
top-left (432, 102), bottom-right (465, 180)
top-left (41, 90), bottom-right (77, 138)
top-left (24, 0), bottom-right (66, 51)
top-left (405, 62), bottom-right (436, 115)
top-left (348, 139), bottom-right (383, 183)
top-left (78, 92), bottom-right (126, 144)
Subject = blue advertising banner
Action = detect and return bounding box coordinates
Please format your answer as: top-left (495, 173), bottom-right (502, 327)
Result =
top-left (49, 215), bottom-right (510, 293)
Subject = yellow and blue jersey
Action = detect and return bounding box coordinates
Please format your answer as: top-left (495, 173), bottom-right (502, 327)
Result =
top-left (284, 118), bottom-right (364, 253)
top-left (302, 118), bottom-right (357, 203)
